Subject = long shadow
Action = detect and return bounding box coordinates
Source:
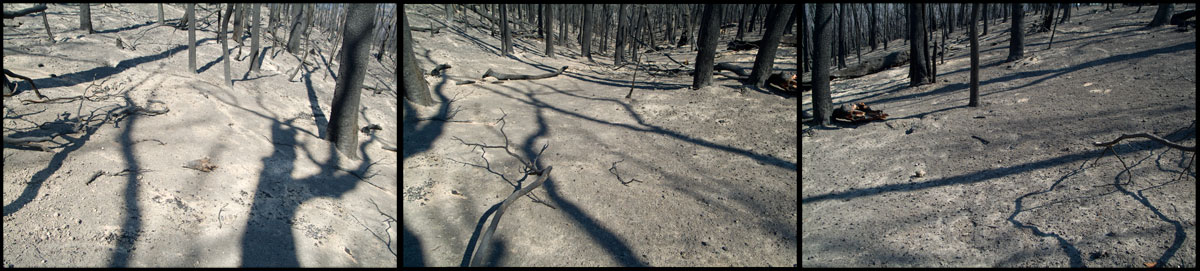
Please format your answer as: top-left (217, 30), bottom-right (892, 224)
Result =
top-left (94, 20), bottom-right (158, 34)
top-left (314, 45), bottom-right (338, 81)
top-left (196, 46), bottom-right (227, 74)
top-left (483, 78), bottom-right (796, 171)
top-left (1006, 156), bottom-right (1092, 267)
top-left (2, 114), bottom-right (103, 216)
top-left (802, 122), bottom-right (1196, 205)
top-left (856, 41), bottom-right (1194, 107)
top-left (404, 225), bottom-right (427, 267)
top-left (109, 96), bottom-right (144, 267)
top-left (28, 38), bottom-right (216, 90)
top-left (401, 58), bottom-right (454, 160)
top-left (240, 116), bottom-right (369, 266)
top-left (445, 23), bottom-right (500, 56)
top-left (302, 66), bottom-right (328, 139)
top-left (505, 83), bottom-right (652, 266)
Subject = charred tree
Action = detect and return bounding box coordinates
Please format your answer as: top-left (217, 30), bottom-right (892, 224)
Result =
top-left (749, 4), bottom-right (794, 88)
top-left (250, 4), bottom-right (263, 73)
top-left (187, 4), bottom-right (197, 73)
top-left (1147, 3), bottom-right (1173, 27)
top-left (614, 4), bottom-right (628, 66)
top-left (79, 4), bottom-right (94, 34)
top-left (220, 4), bottom-right (233, 86)
top-left (811, 4), bottom-right (834, 127)
top-left (969, 3), bottom-right (980, 107)
top-left (544, 4), bottom-right (554, 58)
top-left (908, 3), bottom-right (932, 86)
top-left (1006, 3), bottom-right (1024, 62)
top-left (286, 4), bottom-right (309, 54)
top-left (501, 5), bottom-right (512, 56)
top-left (41, 6), bottom-right (55, 43)
top-left (581, 4), bottom-right (594, 62)
top-left (736, 4), bottom-right (749, 41)
top-left (402, 5), bottom-right (433, 106)
top-left (328, 3), bottom-right (378, 160)
top-left (869, 3), bottom-right (877, 51)
top-left (836, 4), bottom-right (846, 69)
top-left (799, 4), bottom-right (808, 75)
top-left (692, 4), bottom-right (721, 90)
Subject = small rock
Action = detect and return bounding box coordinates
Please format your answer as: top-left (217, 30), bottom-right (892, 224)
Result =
top-left (721, 246), bottom-right (728, 251)
top-left (701, 241), bottom-right (708, 246)
top-left (77, 219), bottom-right (82, 224)
top-left (915, 170), bottom-right (926, 177)
top-left (55, 212), bottom-right (60, 217)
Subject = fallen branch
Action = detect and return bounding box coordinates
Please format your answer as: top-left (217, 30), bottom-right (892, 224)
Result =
top-left (482, 66), bottom-right (568, 81)
top-left (713, 62), bottom-right (749, 77)
top-left (470, 166), bottom-right (552, 267)
top-left (411, 25), bottom-right (445, 34)
top-left (5, 68), bottom-right (47, 100)
top-left (430, 63), bottom-right (452, 76)
top-left (608, 159), bottom-right (644, 186)
top-left (3, 4), bottom-right (47, 19)
top-left (1093, 133), bottom-right (1196, 152)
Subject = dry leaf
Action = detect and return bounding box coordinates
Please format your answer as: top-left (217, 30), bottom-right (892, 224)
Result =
top-left (1143, 262), bottom-right (1155, 268)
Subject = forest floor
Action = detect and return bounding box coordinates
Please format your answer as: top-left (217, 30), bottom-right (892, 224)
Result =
top-left (402, 4), bottom-right (796, 267)
top-left (3, 4), bottom-right (397, 267)
top-left (802, 5), bottom-right (1195, 267)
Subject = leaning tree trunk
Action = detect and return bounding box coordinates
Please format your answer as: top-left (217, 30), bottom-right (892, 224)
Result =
top-left (402, 5), bottom-right (434, 106)
top-left (328, 3), bottom-right (378, 160)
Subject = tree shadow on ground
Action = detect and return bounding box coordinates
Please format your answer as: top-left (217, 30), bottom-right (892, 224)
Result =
top-left (1007, 122), bottom-right (1194, 268)
top-left (802, 119), bottom-right (1195, 205)
top-left (27, 38), bottom-right (216, 90)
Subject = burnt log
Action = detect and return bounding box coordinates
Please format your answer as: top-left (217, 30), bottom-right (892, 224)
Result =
top-left (802, 50), bottom-right (909, 85)
top-left (430, 63), bottom-right (452, 76)
top-left (482, 66), bottom-right (568, 80)
top-left (713, 62), bottom-right (749, 77)
top-left (1171, 10), bottom-right (1196, 26)
top-left (411, 25), bottom-right (445, 34)
top-left (727, 40), bottom-right (759, 51)
top-left (3, 4), bottom-right (47, 19)
top-left (3, 69), bottom-right (47, 99)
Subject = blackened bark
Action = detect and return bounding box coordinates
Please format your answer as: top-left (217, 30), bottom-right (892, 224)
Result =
top-left (501, 5), bottom-right (512, 56)
top-left (80, 4), bottom-right (93, 34)
top-left (908, 3), bottom-right (931, 86)
top-left (328, 3), bottom-right (378, 160)
top-left (581, 4), bottom-right (594, 61)
top-left (188, 4), bottom-right (197, 73)
top-left (749, 4), bottom-right (794, 87)
top-left (287, 4), bottom-right (306, 54)
top-left (1147, 3), bottom-right (1173, 27)
top-left (221, 4), bottom-right (233, 86)
top-left (692, 4), bottom-right (721, 89)
top-left (811, 4), bottom-right (834, 126)
top-left (544, 4), bottom-right (554, 58)
top-left (969, 3), bottom-right (980, 107)
top-left (403, 5), bottom-right (433, 106)
top-left (614, 4), bottom-right (628, 66)
top-left (1006, 3), bottom-right (1024, 62)
top-left (250, 4), bottom-right (263, 73)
